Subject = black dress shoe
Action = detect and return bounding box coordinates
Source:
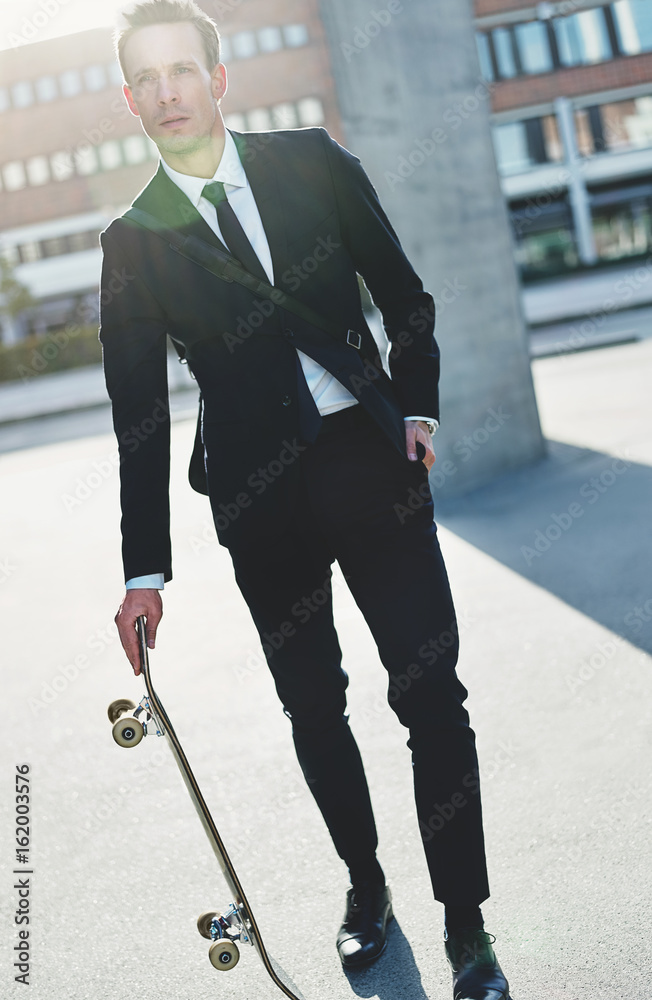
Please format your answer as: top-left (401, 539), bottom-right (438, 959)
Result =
top-left (444, 927), bottom-right (511, 1000)
top-left (336, 882), bottom-right (393, 968)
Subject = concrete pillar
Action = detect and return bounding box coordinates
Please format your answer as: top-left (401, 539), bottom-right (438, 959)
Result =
top-left (319, 0), bottom-right (545, 497)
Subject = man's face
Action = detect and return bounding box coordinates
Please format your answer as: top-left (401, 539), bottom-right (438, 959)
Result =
top-left (122, 22), bottom-right (226, 157)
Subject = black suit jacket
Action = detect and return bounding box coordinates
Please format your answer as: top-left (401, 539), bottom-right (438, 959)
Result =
top-left (100, 127), bottom-right (439, 582)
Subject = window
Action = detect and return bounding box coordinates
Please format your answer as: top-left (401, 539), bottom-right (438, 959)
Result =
top-left (283, 24), bottom-right (309, 47)
top-left (26, 156), bottom-right (49, 186)
top-left (555, 9), bottom-right (611, 65)
top-left (592, 190), bottom-right (652, 260)
top-left (577, 96), bottom-right (652, 155)
top-left (493, 123), bottom-right (532, 174)
top-left (11, 81), bottom-right (34, 109)
top-left (613, 0), bottom-right (652, 55)
top-left (220, 36), bottom-right (232, 62)
top-left (475, 32), bottom-right (495, 82)
top-left (99, 141), bottom-right (122, 170)
top-left (59, 69), bottom-right (82, 97)
top-left (84, 64), bottom-right (107, 92)
top-left (50, 151), bottom-right (75, 181)
top-left (123, 135), bottom-right (148, 164)
top-left (247, 107), bottom-right (272, 130)
top-left (492, 115), bottom-right (562, 174)
top-left (297, 97), bottom-right (324, 127)
top-left (35, 76), bottom-right (58, 102)
top-left (0, 88), bottom-right (8, 113)
top-left (107, 61), bottom-right (124, 86)
top-left (510, 197), bottom-right (578, 280)
top-left (3, 161), bottom-right (27, 191)
top-left (515, 21), bottom-right (553, 74)
top-left (258, 26), bottom-right (283, 53)
top-left (271, 103), bottom-right (298, 128)
top-left (75, 146), bottom-right (99, 176)
top-left (19, 242), bottom-right (42, 263)
top-left (41, 236), bottom-right (69, 258)
top-left (232, 31), bottom-right (257, 59)
top-left (492, 27), bottom-right (518, 78)
top-left (68, 231), bottom-right (98, 253)
top-left (601, 96), bottom-right (652, 151)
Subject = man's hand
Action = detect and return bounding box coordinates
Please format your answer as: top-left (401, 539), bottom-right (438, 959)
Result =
top-left (405, 420), bottom-right (436, 470)
top-left (115, 589), bottom-right (163, 675)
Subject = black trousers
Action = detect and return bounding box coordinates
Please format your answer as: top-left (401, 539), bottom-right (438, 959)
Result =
top-left (229, 405), bottom-right (490, 905)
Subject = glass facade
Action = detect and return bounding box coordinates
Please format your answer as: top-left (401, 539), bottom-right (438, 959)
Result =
top-left (515, 21), bottom-right (554, 74)
top-left (492, 115), bottom-right (563, 175)
top-left (477, 4), bottom-right (652, 81)
top-left (575, 96), bottom-right (652, 155)
top-left (555, 9), bottom-right (612, 66)
top-left (613, 0), bottom-right (652, 55)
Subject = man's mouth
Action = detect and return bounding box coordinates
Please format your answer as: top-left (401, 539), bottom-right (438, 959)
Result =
top-left (159, 115), bottom-right (190, 127)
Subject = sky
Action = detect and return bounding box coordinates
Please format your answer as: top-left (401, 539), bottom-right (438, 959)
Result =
top-left (0, 0), bottom-right (128, 52)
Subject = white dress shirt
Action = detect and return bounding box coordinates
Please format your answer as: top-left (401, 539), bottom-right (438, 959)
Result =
top-left (126, 130), bottom-right (436, 591)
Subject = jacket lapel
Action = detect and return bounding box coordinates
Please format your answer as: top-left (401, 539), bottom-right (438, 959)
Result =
top-left (132, 163), bottom-right (230, 254)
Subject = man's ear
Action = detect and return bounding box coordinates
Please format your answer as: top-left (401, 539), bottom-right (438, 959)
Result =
top-left (211, 63), bottom-right (228, 103)
top-left (123, 83), bottom-right (140, 118)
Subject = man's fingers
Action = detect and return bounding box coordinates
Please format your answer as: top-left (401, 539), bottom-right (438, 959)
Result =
top-left (405, 422), bottom-right (419, 461)
top-left (405, 421), bottom-right (436, 468)
top-left (145, 607), bottom-right (162, 649)
top-left (115, 589), bottom-right (163, 673)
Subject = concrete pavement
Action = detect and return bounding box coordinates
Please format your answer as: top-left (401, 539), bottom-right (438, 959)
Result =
top-left (1, 339), bottom-right (650, 999)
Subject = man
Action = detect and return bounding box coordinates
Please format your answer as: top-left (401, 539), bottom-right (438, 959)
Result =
top-left (101, 2), bottom-right (511, 997)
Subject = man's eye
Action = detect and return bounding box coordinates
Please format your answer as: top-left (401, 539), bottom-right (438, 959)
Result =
top-left (175, 67), bottom-right (190, 74)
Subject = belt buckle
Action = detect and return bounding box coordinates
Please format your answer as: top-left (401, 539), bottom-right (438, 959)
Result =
top-left (347, 329), bottom-right (362, 350)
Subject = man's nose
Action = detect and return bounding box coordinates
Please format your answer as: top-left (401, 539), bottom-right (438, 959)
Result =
top-left (156, 76), bottom-right (180, 104)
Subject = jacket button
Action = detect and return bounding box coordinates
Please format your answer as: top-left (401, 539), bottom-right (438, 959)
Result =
top-left (281, 394), bottom-right (292, 407)
top-left (284, 328), bottom-right (295, 339)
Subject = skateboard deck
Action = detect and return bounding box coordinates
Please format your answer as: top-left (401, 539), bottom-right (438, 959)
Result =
top-left (108, 615), bottom-right (307, 999)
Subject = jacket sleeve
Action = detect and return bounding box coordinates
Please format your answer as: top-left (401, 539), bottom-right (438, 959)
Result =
top-left (321, 130), bottom-right (440, 421)
top-left (99, 224), bottom-right (172, 583)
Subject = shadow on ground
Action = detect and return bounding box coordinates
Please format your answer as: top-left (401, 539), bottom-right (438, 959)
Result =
top-left (342, 919), bottom-right (429, 999)
top-left (437, 439), bottom-right (652, 656)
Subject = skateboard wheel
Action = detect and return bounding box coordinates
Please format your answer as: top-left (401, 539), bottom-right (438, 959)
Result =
top-left (107, 698), bottom-right (136, 725)
top-left (208, 939), bottom-right (240, 970)
top-left (197, 911), bottom-right (218, 940)
top-left (112, 716), bottom-right (144, 748)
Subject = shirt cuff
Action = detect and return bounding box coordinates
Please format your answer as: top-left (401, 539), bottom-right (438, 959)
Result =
top-left (404, 416), bottom-right (439, 431)
top-left (126, 574), bottom-right (165, 590)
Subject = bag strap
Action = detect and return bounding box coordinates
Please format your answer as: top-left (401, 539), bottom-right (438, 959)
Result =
top-left (124, 207), bottom-right (362, 351)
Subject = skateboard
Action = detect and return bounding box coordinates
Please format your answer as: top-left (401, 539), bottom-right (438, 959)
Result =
top-left (108, 615), bottom-right (307, 999)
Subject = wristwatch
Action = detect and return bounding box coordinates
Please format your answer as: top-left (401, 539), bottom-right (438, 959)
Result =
top-left (425, 420), bottom-right (439, 437)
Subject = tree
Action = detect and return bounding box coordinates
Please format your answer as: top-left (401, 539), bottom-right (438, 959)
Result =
top-left (0, 257), bottom-right (34, 342)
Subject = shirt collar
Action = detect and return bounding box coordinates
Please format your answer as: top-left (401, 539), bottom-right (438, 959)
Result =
top-left (160, 129), bottom-right (247, 207)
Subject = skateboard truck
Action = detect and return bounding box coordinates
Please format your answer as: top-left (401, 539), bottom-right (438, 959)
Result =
top-left (197, 903), bottom-right (252, 970)
top-left (107, 696), bottom-right (164, 746)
